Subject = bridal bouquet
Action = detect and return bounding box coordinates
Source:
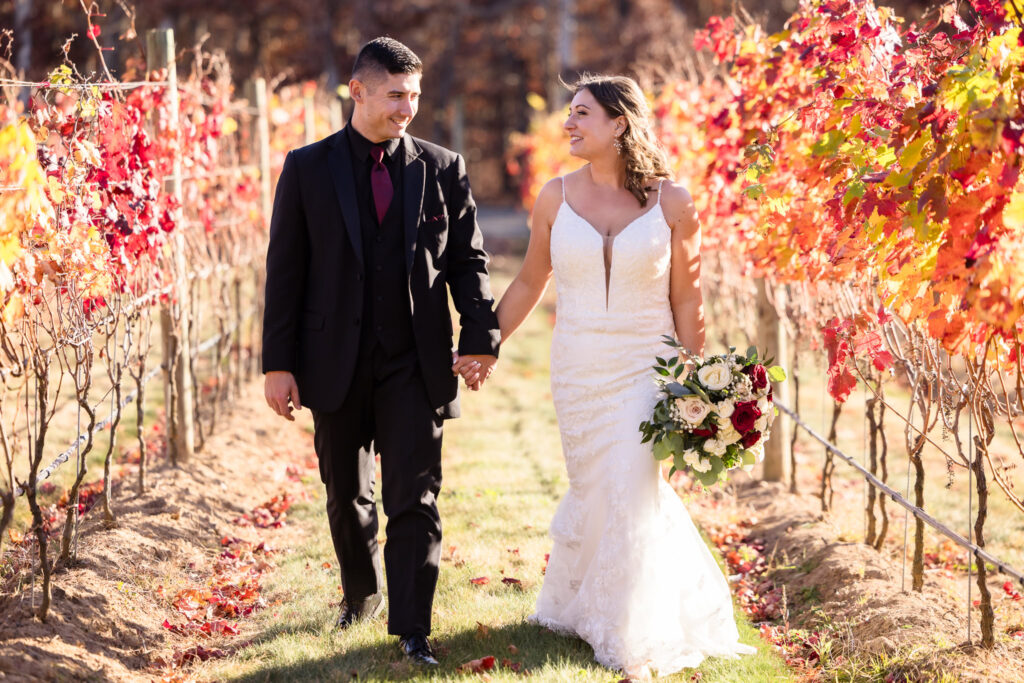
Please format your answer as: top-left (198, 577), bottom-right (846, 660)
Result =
top-left (639, 337), bottom-right (787, 488)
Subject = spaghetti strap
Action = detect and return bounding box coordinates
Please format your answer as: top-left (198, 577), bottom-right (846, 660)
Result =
top-left (560, 176), bottom-right (566, 203)
top-left (656, 178), bottom-right (665, 207)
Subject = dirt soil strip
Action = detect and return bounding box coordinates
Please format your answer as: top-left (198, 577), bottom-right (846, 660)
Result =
top-left (0, 381), bottom-right (317, 682)
top-left (687, 478), bottom-right (1024, 682)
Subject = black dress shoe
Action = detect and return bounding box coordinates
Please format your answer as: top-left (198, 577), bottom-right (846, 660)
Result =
top-left (335, 591), bottom-right (384, 629)
top-left (399, 633), bottom-right (439, 666)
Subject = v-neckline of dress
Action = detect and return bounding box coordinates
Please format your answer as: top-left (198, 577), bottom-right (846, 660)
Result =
top-left (558, 200), bottom-right (665, 310)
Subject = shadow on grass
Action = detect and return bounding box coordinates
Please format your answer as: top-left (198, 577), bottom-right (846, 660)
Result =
top-left (226, 619), bottom-right (598, 682)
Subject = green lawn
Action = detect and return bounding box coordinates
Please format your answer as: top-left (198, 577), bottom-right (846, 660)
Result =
top-left (194, 270), bottom-right (792, 682)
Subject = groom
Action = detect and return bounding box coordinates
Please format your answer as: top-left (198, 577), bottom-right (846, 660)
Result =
top-left (262, 37), bottom-right (500, 665)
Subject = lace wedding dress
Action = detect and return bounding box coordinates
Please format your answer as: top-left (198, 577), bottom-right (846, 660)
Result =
top-left (530, 178), bottom-right (756, 676)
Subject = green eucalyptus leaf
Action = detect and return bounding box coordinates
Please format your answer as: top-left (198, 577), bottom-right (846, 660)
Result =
top-left (653, 438), bottom-right (673, 461)
top-left (665, 431), bottom-right (684, 455)
top-left (696, 469), bottom-right (719, 487)
top-left (768, 365), bottom-right (787, 382)
top-left (665, 382), bottom-right (692, 397)
top-left (682, 380), bottom-right (710, 402)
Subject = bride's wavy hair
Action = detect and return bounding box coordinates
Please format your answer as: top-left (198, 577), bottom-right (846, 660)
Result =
top-left (568, 73), bottom-right (671, 207)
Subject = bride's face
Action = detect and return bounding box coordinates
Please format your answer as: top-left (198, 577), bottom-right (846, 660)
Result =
top-left (564, 88), bottom-right (624, 160)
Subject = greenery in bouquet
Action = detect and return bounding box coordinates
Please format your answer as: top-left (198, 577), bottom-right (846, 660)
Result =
top-left (639, 337), bottom-right (787, 488)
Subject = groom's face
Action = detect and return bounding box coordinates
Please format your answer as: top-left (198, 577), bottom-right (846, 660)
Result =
top-left (351, 71), bottom-right (422, 142)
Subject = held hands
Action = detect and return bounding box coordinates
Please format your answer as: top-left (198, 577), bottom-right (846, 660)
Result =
top-left (452, 353), bottom-right (497, 391)
top-left (265, 371), bottom-right (302, 421)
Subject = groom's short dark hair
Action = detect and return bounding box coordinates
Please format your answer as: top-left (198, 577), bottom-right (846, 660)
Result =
top-left (352, 37), bottom-right (422, 87)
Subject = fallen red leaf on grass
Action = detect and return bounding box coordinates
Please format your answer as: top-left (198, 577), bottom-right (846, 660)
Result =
top-left (174, 644), bottom-right (226, 665)
top-left (469, 576), bottom-right (490, 586)
top-left (501, 658), bottom-right (523, 672)
top-left (501, 577), bottom-right (522, 586)
top-left (458, 655), bottom-right (496, 673)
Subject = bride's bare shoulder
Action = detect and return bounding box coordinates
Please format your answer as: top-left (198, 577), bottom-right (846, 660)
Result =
top-left (657, 180), bottom-right (699, 236)
top-left (532, 176), bottom-right (568, 229)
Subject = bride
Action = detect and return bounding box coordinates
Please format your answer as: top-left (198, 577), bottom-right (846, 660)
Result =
top-left (457, 74), bottom-right (756, 678)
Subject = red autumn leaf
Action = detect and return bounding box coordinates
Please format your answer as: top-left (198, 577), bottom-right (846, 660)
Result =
top-left (501, 577), bottom-right (522, 586)
top-left (86, 24), bottom-right (101, 40)
top-left (469, 576), bottom-right (490, 586)
top-left (458, 655), bottom-right (496, 673)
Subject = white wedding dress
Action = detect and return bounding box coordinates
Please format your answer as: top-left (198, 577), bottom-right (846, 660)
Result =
top-left (530, 178), bottom-right (756, 676)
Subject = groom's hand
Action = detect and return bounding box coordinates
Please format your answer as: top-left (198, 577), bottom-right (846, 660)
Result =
top-left (265, 371), bottom-right (302, 421)
top-left (452, 354), bottom-right (497, 391)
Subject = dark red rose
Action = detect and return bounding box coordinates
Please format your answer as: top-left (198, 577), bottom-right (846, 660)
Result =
top-left (741, 430), bottom-right (761, 448)
top-left (744, 364), bottom-right (769, 391)
top-left (693, 424), bottom-right (718, 438)
top-left (731, 400), bottom-right (761, 433)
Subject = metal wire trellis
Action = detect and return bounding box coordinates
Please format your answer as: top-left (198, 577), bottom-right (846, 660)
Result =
top-left (775, 400), bottom-right (1024, 588)
top-left (11, 304), bottom-right (257, 498)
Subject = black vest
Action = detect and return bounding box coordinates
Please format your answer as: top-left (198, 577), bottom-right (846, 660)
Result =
top-left (351, 142), bottom-right (414, 356)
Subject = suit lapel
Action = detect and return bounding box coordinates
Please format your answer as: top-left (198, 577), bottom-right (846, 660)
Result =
top-left (402, 135), bottom-right (425, 275)
top-left (326, 129), bottom-right (363, 269)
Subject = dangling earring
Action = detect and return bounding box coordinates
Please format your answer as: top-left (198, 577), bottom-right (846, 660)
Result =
top-left (613, 136), bottom-right (623, 154)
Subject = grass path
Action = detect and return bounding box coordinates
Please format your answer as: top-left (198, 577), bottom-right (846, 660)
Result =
top-left (196, 283), bottom-right (791, 682)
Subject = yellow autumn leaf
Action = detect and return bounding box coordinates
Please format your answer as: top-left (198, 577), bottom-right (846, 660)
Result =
top-left (526, 92), bottom-right (547, 112)
top-left (47, 176), bottom-right (66, 204)
top-left (900, 131), bottom-right (929, 171)
top-left (221, 116), bottom-right (239, 136)
top-left (1004, 190), bottom-right (1024, 231)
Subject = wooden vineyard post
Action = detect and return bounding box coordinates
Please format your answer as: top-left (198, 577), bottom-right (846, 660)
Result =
top-left (147, 29), bottom-right (194, 464)
top-left (249, 77), bottom-right (271, 378)
top-left (756, 278), bottom-right (792, 483)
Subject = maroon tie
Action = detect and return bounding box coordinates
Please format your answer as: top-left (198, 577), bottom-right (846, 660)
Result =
top-left (370, 145), bottom-right (394, 224)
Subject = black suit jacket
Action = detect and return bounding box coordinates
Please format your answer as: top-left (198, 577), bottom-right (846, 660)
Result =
top-left (262, 127), bottom-right (501, 419)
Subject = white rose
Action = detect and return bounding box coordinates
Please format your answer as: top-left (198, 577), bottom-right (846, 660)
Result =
top-left (718, 421), bottom-right (742, 445)
top-left (716, 400), bottom-right (735, 418)
top-left (755, 415), bottom-right (769, 432)
top-left (683, 449), bottom-right (700, 468)
top-left (676, 396), bottom-right (712, 425)
top-left (757, 397), bottom-right (769, 413)
top-left (697, 363), bottom-right (732, 391)
top-left (749, 443), bottom-right (765, 462)
top-left (691, 455), bottom-right (713, 473)
top-left (704, 438), bottom-right (727, 456)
